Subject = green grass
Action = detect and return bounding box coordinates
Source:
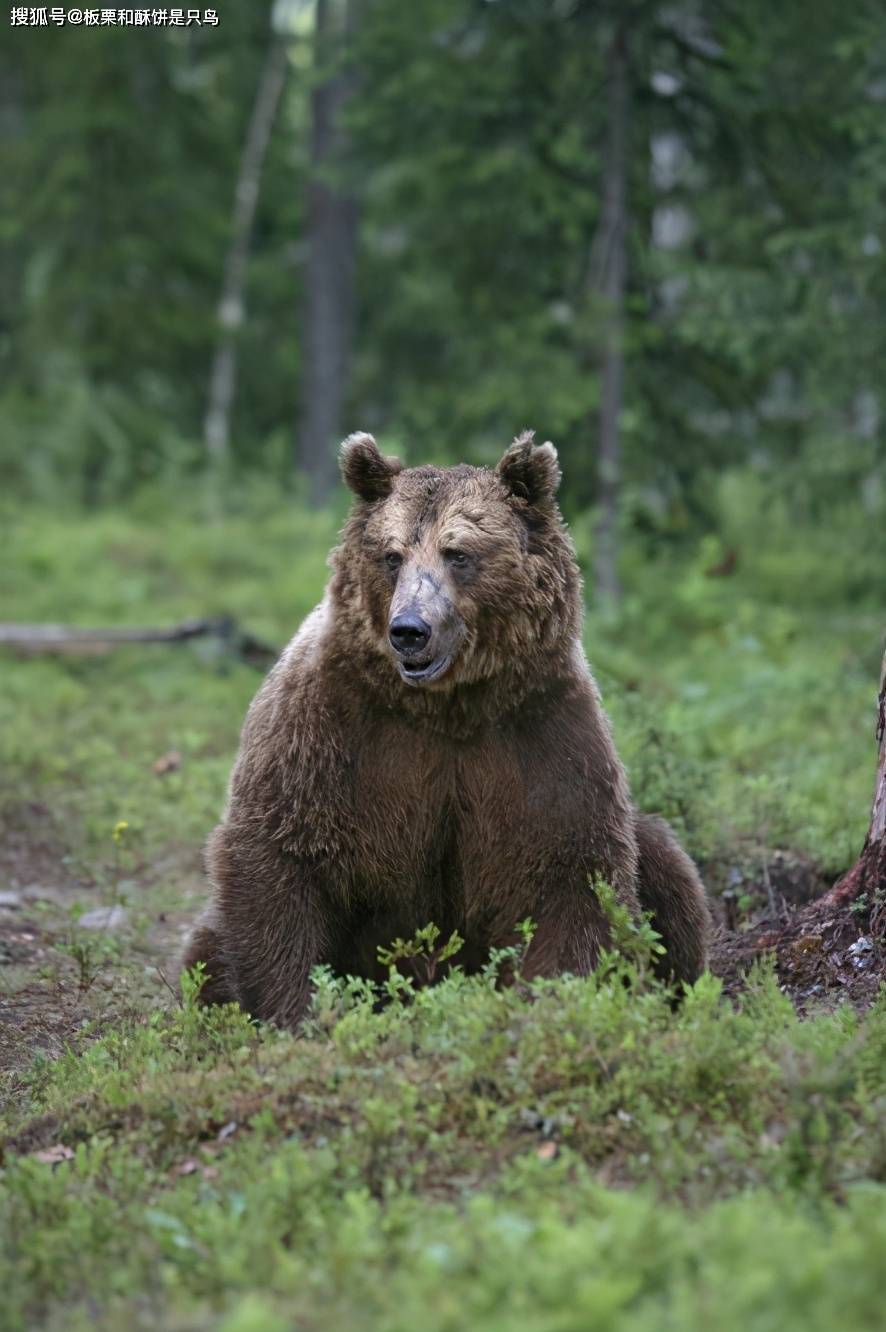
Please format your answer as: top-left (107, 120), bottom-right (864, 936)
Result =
top-left (0, 494), bottom-right (337, 867)
top-left (3, 957), bottom-right (886, 1331)
top-left (1, 489), bottom-right (885, 1330)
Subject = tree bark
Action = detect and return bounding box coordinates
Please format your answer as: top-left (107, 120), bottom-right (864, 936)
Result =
top-left (590, 22), bottom-right (630, 608)
top-left (854, 648), bottom-right (886, 921)
top-left (821, 647), bottom-right (886, 925)
top-left (871, 650), bottom-right (886, 851)
top-left (712, 647), bottom-right (886, 1003)
top-left (297, 0), bottom-right (360, 503)
top-left (204, 35), bottom-right (289, 463)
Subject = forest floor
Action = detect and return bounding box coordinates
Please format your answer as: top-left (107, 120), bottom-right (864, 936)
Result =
top-left (2, 500), bottom-right (885, 1331)
top-left (1, 793), bottom-right (883, 1081)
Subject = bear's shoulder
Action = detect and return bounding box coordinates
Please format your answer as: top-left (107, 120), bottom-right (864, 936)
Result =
top-left (232, 600), bottom-right (339, 782)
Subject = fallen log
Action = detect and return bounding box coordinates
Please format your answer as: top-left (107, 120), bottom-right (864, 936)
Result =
top-left (0, 617), bottom-right (278, 668)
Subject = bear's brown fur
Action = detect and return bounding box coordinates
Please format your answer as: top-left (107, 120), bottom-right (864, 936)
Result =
top-left (182, 431), bottom-right (711, 1025)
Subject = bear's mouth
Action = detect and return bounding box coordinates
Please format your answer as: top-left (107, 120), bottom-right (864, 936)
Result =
top-left (398, 654), bottom-right (453, 687)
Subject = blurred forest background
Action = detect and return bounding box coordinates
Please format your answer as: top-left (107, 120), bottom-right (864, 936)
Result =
top-left (3, 0), bottom-right (885, 567)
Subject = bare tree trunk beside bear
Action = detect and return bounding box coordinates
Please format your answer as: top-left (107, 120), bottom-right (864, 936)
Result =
top-left (183, 433), bottom-right (711, 1027)
top-left (819, 647), bottom-right (886, 928)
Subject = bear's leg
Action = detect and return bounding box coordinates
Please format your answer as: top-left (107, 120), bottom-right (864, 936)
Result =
top-left (517, 895), bottom-right (611, 979)
top-left (182, 821), bottom-right (340, 1031)
top-left (480, 823), bottom-right (642, 983)
top-left (181, 898), bottom-right (328, 1029)
top-left (634, 812), bottom-right (711, 985)
top-left (180, 908), bottom-right (237, 1007)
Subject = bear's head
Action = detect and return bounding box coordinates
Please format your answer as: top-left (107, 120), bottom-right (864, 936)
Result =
top-left (332, 431), bottom-right (582, 697)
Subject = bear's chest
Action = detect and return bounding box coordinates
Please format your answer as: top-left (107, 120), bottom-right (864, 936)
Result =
top-left (349, 721), bottom-right (457, 885)
top-left (348, 717), bottom-right (584, 896)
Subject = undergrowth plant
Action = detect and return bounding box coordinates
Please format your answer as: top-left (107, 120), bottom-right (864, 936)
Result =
top-left (3, 951), bottom-right (886, 1331)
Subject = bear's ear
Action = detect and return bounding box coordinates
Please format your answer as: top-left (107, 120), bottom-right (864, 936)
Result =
top-left (495, 430), bottom-right (561, 505)
top-left (340, 432), bottom-right (403, 502)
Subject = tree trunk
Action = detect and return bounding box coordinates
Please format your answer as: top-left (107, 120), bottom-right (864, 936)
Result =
top-left (590, 22), bottom-right (630, 608)
top-left (204, 35), bottom-right (289, 463)
top-left (832, 648), bottom-right (886, 926)
top-left (795, 645), bottom-right (886, 931)
top-left (297, 0), bottom-right (360, 503)
top-left (711, 646), bottom-right (886, 1005)
top-left (871, 650), bottom-right (886, 852)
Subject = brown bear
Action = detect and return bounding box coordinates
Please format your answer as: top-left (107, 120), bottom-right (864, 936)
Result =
top-left (182, 431), bottom-right (711, 1026)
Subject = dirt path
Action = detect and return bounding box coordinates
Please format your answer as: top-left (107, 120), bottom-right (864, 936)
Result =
top-left (0, 801), bottom-right (203, 1083)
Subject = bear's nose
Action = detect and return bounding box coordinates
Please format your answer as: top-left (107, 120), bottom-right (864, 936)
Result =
top-left (389, 613), bottom-right (431, 656)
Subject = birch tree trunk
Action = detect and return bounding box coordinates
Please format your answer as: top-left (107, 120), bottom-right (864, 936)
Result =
top-left (590, 22), bottom-right (630, 608)
top-left (204, 35), bottom-right (289, 462)
top-left (297, 0), bottom-right (360, 502)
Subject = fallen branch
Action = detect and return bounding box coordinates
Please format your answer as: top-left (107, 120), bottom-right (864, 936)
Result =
top-left (0, 618), bottom-right (278, 668)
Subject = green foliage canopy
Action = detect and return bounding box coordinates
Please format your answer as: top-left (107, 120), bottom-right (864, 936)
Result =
top-left (3, 0), bottom-right (885, 535)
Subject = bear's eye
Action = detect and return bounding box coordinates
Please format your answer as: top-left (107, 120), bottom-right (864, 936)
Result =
top-left (384, 551), bottom-right (403, 573)
top-left (443, 549), bottom-right (471, 570)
